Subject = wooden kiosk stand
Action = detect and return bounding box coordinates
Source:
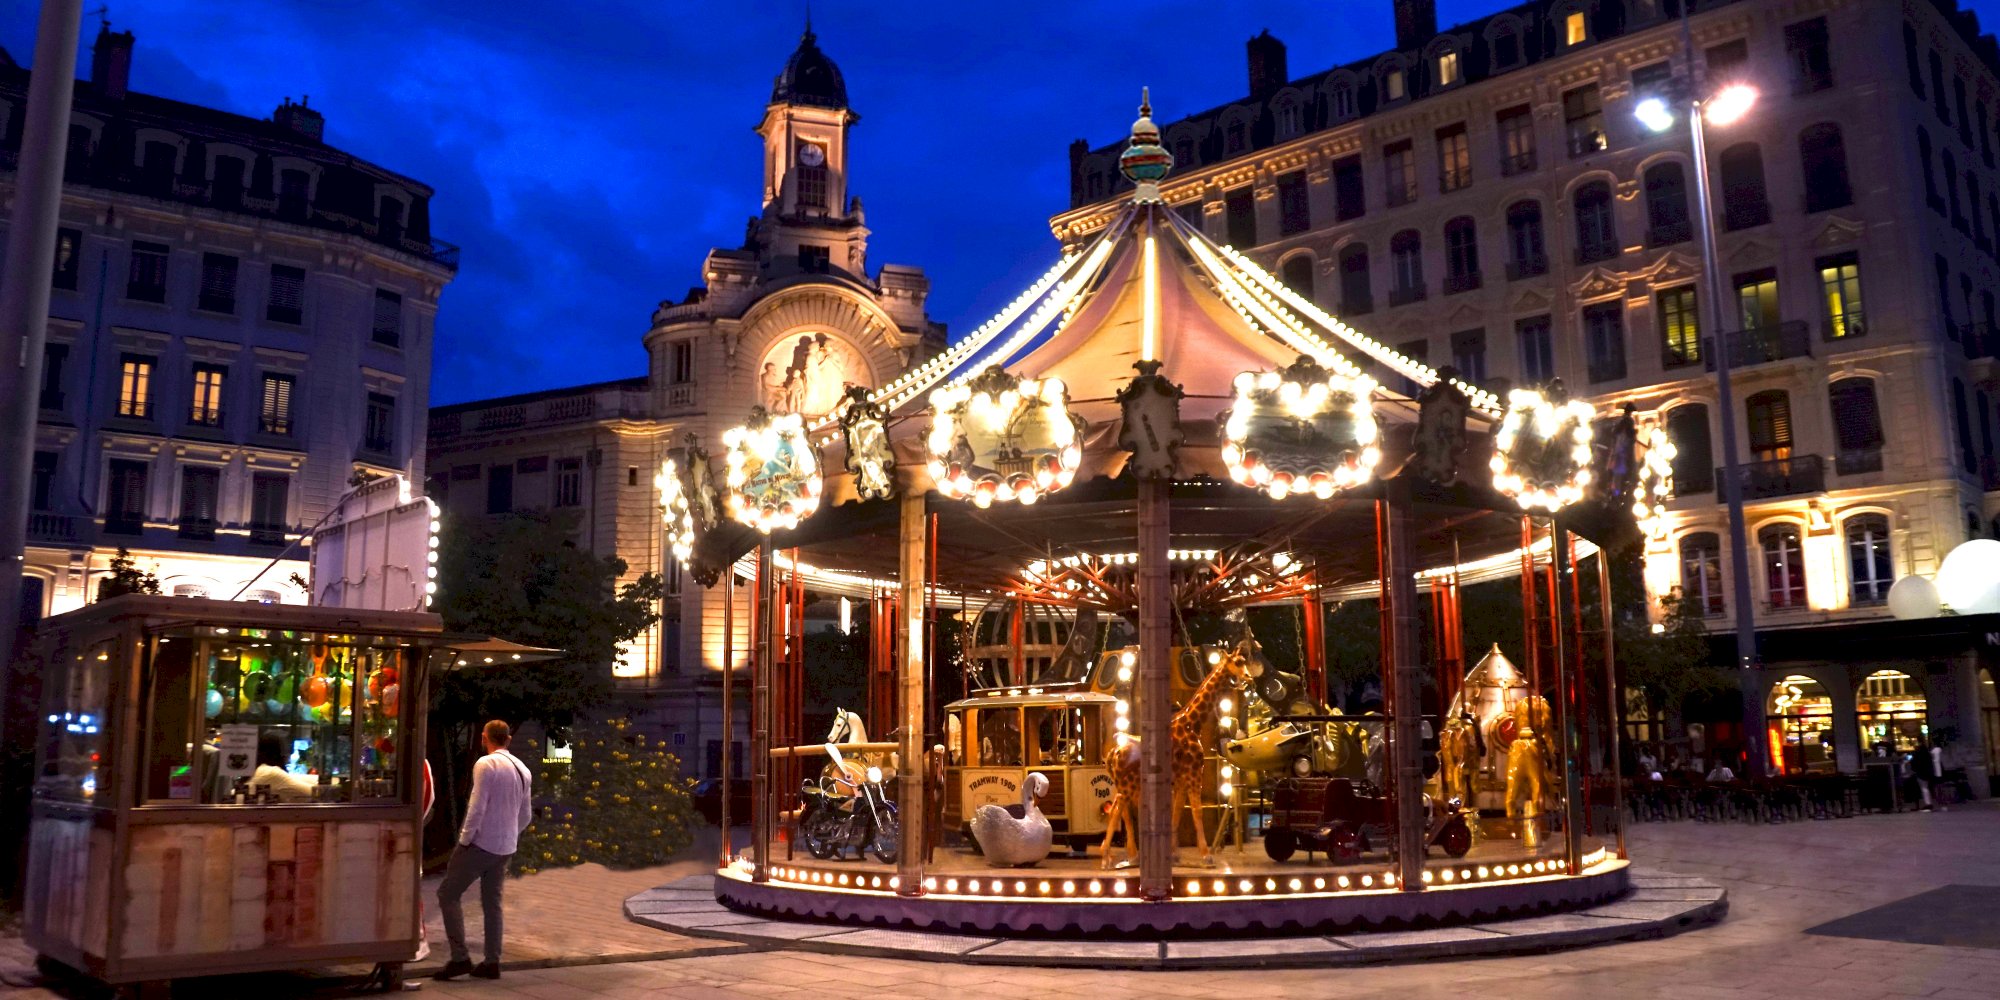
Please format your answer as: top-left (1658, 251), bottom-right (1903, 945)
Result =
top-left (22, 595), bottom-right (449, 992)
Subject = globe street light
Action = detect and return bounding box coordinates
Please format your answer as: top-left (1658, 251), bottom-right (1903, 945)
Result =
top-left (1636, 74), bottom-right (1767, 776)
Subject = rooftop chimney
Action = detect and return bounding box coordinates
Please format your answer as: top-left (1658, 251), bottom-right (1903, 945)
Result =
top-left (1247, 30), bottom-right (1288, 99)
top-left (91, 24), bottom-right (134, 100)
top-left (1393, 0), bottom-right (1437, 51)
top-left (273, 95), bottom-right (325, 142)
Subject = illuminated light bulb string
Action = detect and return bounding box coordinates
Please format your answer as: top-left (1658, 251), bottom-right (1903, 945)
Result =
top-left (1632, 422), bottom-right (1677, 540)
top-left (721, 411), bottom-right (823, 533)
top-left (1490, 387), bottom-right (1597, 512)
top-left (655, 458), bottom-right (695, 566)
top-left (1220, 366), bottom-right (1382, 500)
top-left (925, 374), bottom-right (1082, 508)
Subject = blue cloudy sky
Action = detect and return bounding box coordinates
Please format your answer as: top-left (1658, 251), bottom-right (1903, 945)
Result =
top-left (7, 1), bottom-right (1997, 404)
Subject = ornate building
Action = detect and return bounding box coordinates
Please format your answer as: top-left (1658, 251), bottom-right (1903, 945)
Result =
top-left (1054, 0), bottom-right (2000, 785)
top-left (426, 27), bottom-right (943, 770)
top-left (3, 26), bottom-right (454, 617)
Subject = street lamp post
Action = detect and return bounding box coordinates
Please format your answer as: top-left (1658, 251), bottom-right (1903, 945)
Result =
top-left (1637, 78), bottom-right (1768, 777)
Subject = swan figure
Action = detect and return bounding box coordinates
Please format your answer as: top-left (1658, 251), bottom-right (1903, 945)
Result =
top-left (969, 772), bottom-right (1053, 867)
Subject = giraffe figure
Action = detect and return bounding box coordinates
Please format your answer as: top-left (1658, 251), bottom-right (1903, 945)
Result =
top-left (1099, 646), bottom-right (1251, 869)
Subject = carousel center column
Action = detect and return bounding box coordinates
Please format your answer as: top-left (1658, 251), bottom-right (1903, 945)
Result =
top-left (752, 538), bottom-right (775, 883)
top-left (896, 488), bottom-right (927, 896)
top-left (1136, 473), bottom-right (1173, 900)
top-left (1385, 476), bottom-right (1426, 891)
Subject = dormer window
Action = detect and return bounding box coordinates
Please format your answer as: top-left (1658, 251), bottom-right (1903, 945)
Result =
top-left (1328, 81), bottom-right (1356, 122)
top-left (1564, 10), bottom-right (1588, 47)
top-left (1384, 68), bottom-right (1407, 102)
top-left (1275, 100), bottom-right (1302, 140)
top-left (1436, 50), bottom-right (1461, 88)
top-left (1225, 119), bottom-right (1247, 155)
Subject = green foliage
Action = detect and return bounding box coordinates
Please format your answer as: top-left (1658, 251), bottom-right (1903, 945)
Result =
top-left (509, 719), bottom-right (697, 876)
top-left (1615, 579), bottom-right (1733, 712)
top-left (96, 548), bottom-right (160, 601)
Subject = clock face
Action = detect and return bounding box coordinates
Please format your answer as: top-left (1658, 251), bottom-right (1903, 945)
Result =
top-left (798, 143), bottom-right (826, 167)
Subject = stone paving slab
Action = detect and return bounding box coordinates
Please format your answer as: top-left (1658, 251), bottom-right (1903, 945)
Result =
top-left (1163, 937), bottom-right (1346, 962)
top-left (813, 928), bottom-right (999, 956)
top-left (1330, 924), bottom-right (1506, 949)
top-left (973, 938), bottom-right (1165, 964)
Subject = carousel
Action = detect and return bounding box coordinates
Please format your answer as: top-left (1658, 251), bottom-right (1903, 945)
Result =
top-left (671, 95), bottom-right (1672, 936)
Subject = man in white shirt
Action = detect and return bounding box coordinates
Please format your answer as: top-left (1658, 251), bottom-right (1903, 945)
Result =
top-left (436, 720), bottom-right (532, 981)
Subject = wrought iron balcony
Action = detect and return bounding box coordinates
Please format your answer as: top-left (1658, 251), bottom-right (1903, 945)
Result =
top-left (1704, 320), bottom-right (1811, 371)
top-left (28, 512), bottom-right (86, 544)
top-left (1835, 448), bottom-right (1883, 476)
top-left (1661, 347), bottom-right (1701, 370)
top-left (1718, 454), bottom-right (1826, 500)
top-left (1823, 310), bottom-right (1867, 342)
top-left (177, 516), bottom-right (216, 540)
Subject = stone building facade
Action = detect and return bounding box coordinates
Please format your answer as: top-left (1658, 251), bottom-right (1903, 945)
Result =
top-left (1053, 0), bottom-right (2000, 782)
top-left (425, 28), bottom-right (943, 772)
top-left (2, 26), bottom-right (454, 617)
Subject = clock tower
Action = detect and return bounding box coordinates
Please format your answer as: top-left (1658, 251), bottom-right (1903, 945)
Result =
top-left (754, 25), bottom-right (868, 276)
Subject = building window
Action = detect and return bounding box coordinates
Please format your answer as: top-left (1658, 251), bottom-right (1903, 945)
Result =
top-left (1718, 143), bottom-right (1771, 230)
top-left (1761, 524), bottom-right (1806, 610)
top-left (140, 140), bottom-right (176, 195)
top-left (1955, 78), bottom-right (1973, 147)
top-left (1658, 286), bottom-right (1700, 367)
top-left (1818, 253), bottom-right (1864, 340)
top-left (1389, 229), bottom-right (1424, 303)
top-left (250, 472), bottom-right (289, 542)
top-left (1328, 82), bottom-right (1355, 122)
top-left (1516, 315), bottom-right (1554, 385)
top-left (1846, 515), bottom-right (1892, 605)
top-left (363, 392), bottom-right (395, 454)
top-left (1383, 68), bottom-right (1406, 103)
top-left (1903, 23), bottom-right (1926, 97)
top-left (260, 374), bottom-right (294, 435)
top-left (1562, 85), bottom-right (1606, 158)
top-left (1944, 149), bottom-right (1965, 229)
top-left (1917, 127), bottom-right (1943, 215)
top-left (486, 464), bottom-right (515, 515)
top-left (178, 466), bottom-right (220, 538)
top-left (1280, 256), bottom-right (1314, 300)
top-left (1706, 39), bottom-right (1749, 83)
top-left (1224, 189), bottom-right (1256, 248)
top-left (379, 196), bottom-right (405, 245)
top-left (1496, 104), bottom-right (1536, 176)
top-left (1972, 174), bottom-right (1988, 247)
top-left (1746, 390), bottom-right (1793, 462)
top-left (1668, 405), bottom-right (1714, 494)
top-left (189, 364), bottom-right (226, 427)
top-left (372, 289), bottom-right (403, 347)
top-left (1338, 243), bottom-right (1372, 315)
top-left (1491, 23), bottom-right (1521, 69)
top-left (52, 227), bottom-right (81, 291)
top-left (1784, 17), bottom-right (1833, 95)
top-left (1505, 201), bottom-right (1546, 278)
top-left (1436, 50), bottom-right (1460, 88)
top-left (1981, 102), bottom-right (1996, 169)
top-left (1277, 171), bottom-right (1310, 235)
top-left (1437, 124), bottom-right (1471, 193)
top-left (1680, 532), bottom-right (1725, 616)
top-left (118, 354), bottom-right (153, 419)
top-left (1936, 255), bottom-right (1956, 333)
top-left (670, 341), bottom-right (694, 383)
top-left (31, 451), bottom-right (58, 512)
top-left (1952, 378), bottom-right (1976, 472)
top-left (1450, 328), bottom-right (1486, 383)
top-left (798, 244), bottom-right (831, 273)
top-left (1443, 217), bottom-right (1479, 293)
top-left (1735, 269), bottom-right (1780, 333)
top-left (1573, 182), bottom-right (1617, 263)
top-left (797, 146), bottom-right (829, 211)
top-left (1930, 51), bottom-right (1950, 123)
top-left (126, 240), bottom-right (168, 303)
top-left (1583, 301), bottom-right (1625, 382)
top-left (105, 459), bottom-right (149, 535)
top-left (278, 169), bottom-right (310, 220)
top-left (40, 343), bottom-right (68, 410)
top-left (212, 155), bottom-right (246, 209)
top-left (1275, 101), bottom-right (1301, 140)
top-left (267, 264), bottom-right (305, 324)
top-left (1630, 61), bottom-right (1673, 103)
top-left (1564, 10), bottom-right (1587, 46)
top-left (1798, 123), bottom-right (1852, 214)
top-left (1332, 156), bottom-right (1365, 221)
top-left (1176, 199), bottom-right (1204, 231)
top-left (1384, 140), bottom-right (1417, 207)
top-left (1224, 119), bottom-right (1247, 155)
top-left (1643, 163), bottom-right (1690, 245)
top-left (1396, 338), bottom-right (1429, 395)
top-left (1829, 377), bottom-right (1884, 475)
top-left (194, 252), bottom-right (239, 314)
top-left (554, 458), bottom-right (583, 508)
top-left (1174, 138), bottom-right (1194, 169)
top-left (63, 123), bottom-right (91, 179)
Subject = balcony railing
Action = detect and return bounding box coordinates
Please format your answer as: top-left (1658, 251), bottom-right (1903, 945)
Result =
top-left (103, 515), bottom-right (145, 537)
top-left (1506, 255), bottom-right (1549, 280)
top-left (476, 405), bottom-right (526, 431)
top-left (1661, 347), bottom-right (1701, 370)
top-left (178, 516), bottom-right (216, 540)
top-left (248, 522), bottom-right (290, 546)
top-left (1835, 448), bottom-right (1883, 476)
top-left (1442, 271), bottom-right (1482, 295)
top-left (28, 512), bottom-right (86, 543)
top-left (1704, 320), bottom-right (1811, 371)
top-left (1719, 454), bottom-right (1826, 500)
top-left (1823, 310), bottom-right (1867, 342)
top-left (664, 382), bottom-right (698, 410)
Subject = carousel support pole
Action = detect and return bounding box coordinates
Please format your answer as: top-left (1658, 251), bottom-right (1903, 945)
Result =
top-left (720, 569), bottom-right (736, 868)
top-left (752, 540), bottom-right (775, 883)
top-left (1552, 528), bottom-right (1585, 875)
top-left (1384, 479), bottom-right (1426, 891)
top-left (1303, 567), bottom-right (1326, 706)
top-left (896, 490), bottom-right (928, 896)
top-left (1520, 517), bottom-right (1538, 686)
top-left (1136, 475), bottom-right (1174, 901)
top-left (928, 512), bottom-right (939, 741)
top-left (1598, 550), bottom-right (1627, 861)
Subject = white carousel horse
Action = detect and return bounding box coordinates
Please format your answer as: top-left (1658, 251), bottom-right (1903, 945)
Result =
top-left (822, 708), bottom-right (895, 785)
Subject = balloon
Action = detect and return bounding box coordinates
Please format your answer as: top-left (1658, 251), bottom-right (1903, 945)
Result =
top-left (204, 689), bottom-right (224, 718)
top-left (1936, 539), bottom-right (2000, 615)
top-left (1886, 575), bottom-right (1942, 620)
top-left (302, 676), bottom-right (330, 708)
top-left (381, 684), bottom-right (400, 719)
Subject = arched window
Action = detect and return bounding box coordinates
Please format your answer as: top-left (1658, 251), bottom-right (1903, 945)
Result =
top-left (1759, 523), bottom-right (1806, 609)
top-left (1506, 201), bottom-right (1547, 277)
top-left (1747, 390), bottom-right (1792, 462)
top-left (1489, 21), bottom-right (1522, 70)
top-left (1338, 243), bottom-right (1372, 315)
top-left (1327, 81), bottom-right (1355, 122)
top-left (1857, 669), bottom-right (1926, 753)
top-left (1680, 532), bottom-right (1725, 616)
top-left (1390, 229), bottom-right (1424, 301)
top-left (1668, 404), bottom-right (1714, 494)
top-left (1274, 99), bottom-right (1302, 140)
top-left (1769, 674), bottom-right (1836, 774)
top-left (1644, 162), bottom-right (1691, 244)
top-left (1846, 514), bottom-right (1893, 605)
top-left (1281, 255), bottom-right (1315, 300)
top-left (1225, 117), bottom-right (1248, 156)
top-left (1718, 143), bottom-right (1771, 230)
top-left (1444, 217), bottom-right (1480, 292)
top-left (1173, 137), bottom-right (1195, 169)
top-left (1829, 378), bottom-right (1884, 475)
top-left (1573, 181), bottom-right (1617, 262)
top-left (1799, 124), bottom-right (1852, 213)
top-left (1918, 126), bottom-right (1943, 213)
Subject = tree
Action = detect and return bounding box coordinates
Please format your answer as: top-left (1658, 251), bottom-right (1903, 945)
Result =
top-left (510, 719), bottom-right (697, 876)
top-left (96, 548), bottom-right (160, 601)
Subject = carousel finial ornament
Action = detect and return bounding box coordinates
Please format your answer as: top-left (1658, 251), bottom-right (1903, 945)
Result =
top-left (1119, 87), bottom-right (1173, 203)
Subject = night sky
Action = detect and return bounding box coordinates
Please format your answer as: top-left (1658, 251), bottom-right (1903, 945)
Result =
top-left (7, 1), bottom-right (1999, 405)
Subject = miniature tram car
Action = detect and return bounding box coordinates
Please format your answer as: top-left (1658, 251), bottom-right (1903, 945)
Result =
top-left (942, 690), bottom-right (1117, 852)
top-left (1262, 776), bottom-right (1473, 863)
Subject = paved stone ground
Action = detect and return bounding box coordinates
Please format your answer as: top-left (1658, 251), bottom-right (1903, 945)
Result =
top-left (8, 807), bottom-right (2000, 997)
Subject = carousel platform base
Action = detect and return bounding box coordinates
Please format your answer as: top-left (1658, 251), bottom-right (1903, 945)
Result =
top-left (624, 867), bottom-right (1726, 969)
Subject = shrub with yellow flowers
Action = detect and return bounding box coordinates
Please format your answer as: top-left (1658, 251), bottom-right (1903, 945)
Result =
top-left (509, 717), bottom-right (696, 876)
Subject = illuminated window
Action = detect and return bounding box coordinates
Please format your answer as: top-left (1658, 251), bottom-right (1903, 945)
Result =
top-left (1759, 524), bottom-right (1806, 609)
top-left (1746, 390), bottom-right (1793, 462)
top-left (118, 354), bottom-right (153, 419)
top-left (1856, 669), bottom-right (1926, 754)
top-left (1565, 11), bottom-right (1587, 46)
top-left (1496, 105), bottom-right (1536, 175)
top-left (1846, 515), bottom-right (1892, 605)
top-left (1735, 270), bottom-right (1781, 332)
top-left (1436, 50), bottom-right (1460, 88)
top-left (1766, 675), bottom-right (1833, 774)
top-left (189, 364), bottom-right (225, 427)
top-left (364, 392), bottom-right (395, 454)
top-left (1680, 532), bottom-right (1725, 616)
top-left (1384, 140), bottom-right (1416, 206)
top-left (1657, 286), bottom-right (1700, 366)
top-left (1563, 85), bottom-right (1606, 158)
top-left (1437, 124), bottom-right (1471, 192)
top-left (555, 458), bottom-right (583, 508)
top-left (1384, 68), bottom-right (1406, 102)
top-left (1818, 253), bottom-right (1864, 339)
top-left (260, 373), bottom-right (294, 435)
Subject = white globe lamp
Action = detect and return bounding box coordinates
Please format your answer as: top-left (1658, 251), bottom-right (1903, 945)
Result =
top-left (1885, 575), bottom-right (1942, 621)
top-left (1935, 539), bottom-right (2000, 615)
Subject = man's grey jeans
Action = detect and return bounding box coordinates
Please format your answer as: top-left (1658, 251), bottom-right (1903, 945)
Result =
top-left (437, 844), bottom-right (511, 965)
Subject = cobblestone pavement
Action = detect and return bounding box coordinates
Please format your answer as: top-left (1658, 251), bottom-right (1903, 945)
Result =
top-left (8, 808), bottom-right (2000, 998)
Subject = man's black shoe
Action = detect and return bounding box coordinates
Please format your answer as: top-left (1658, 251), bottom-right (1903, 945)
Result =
top-left (434, 959), bottom-right (474, 980)
top-left (471, 962), bottom-right (501, 980)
